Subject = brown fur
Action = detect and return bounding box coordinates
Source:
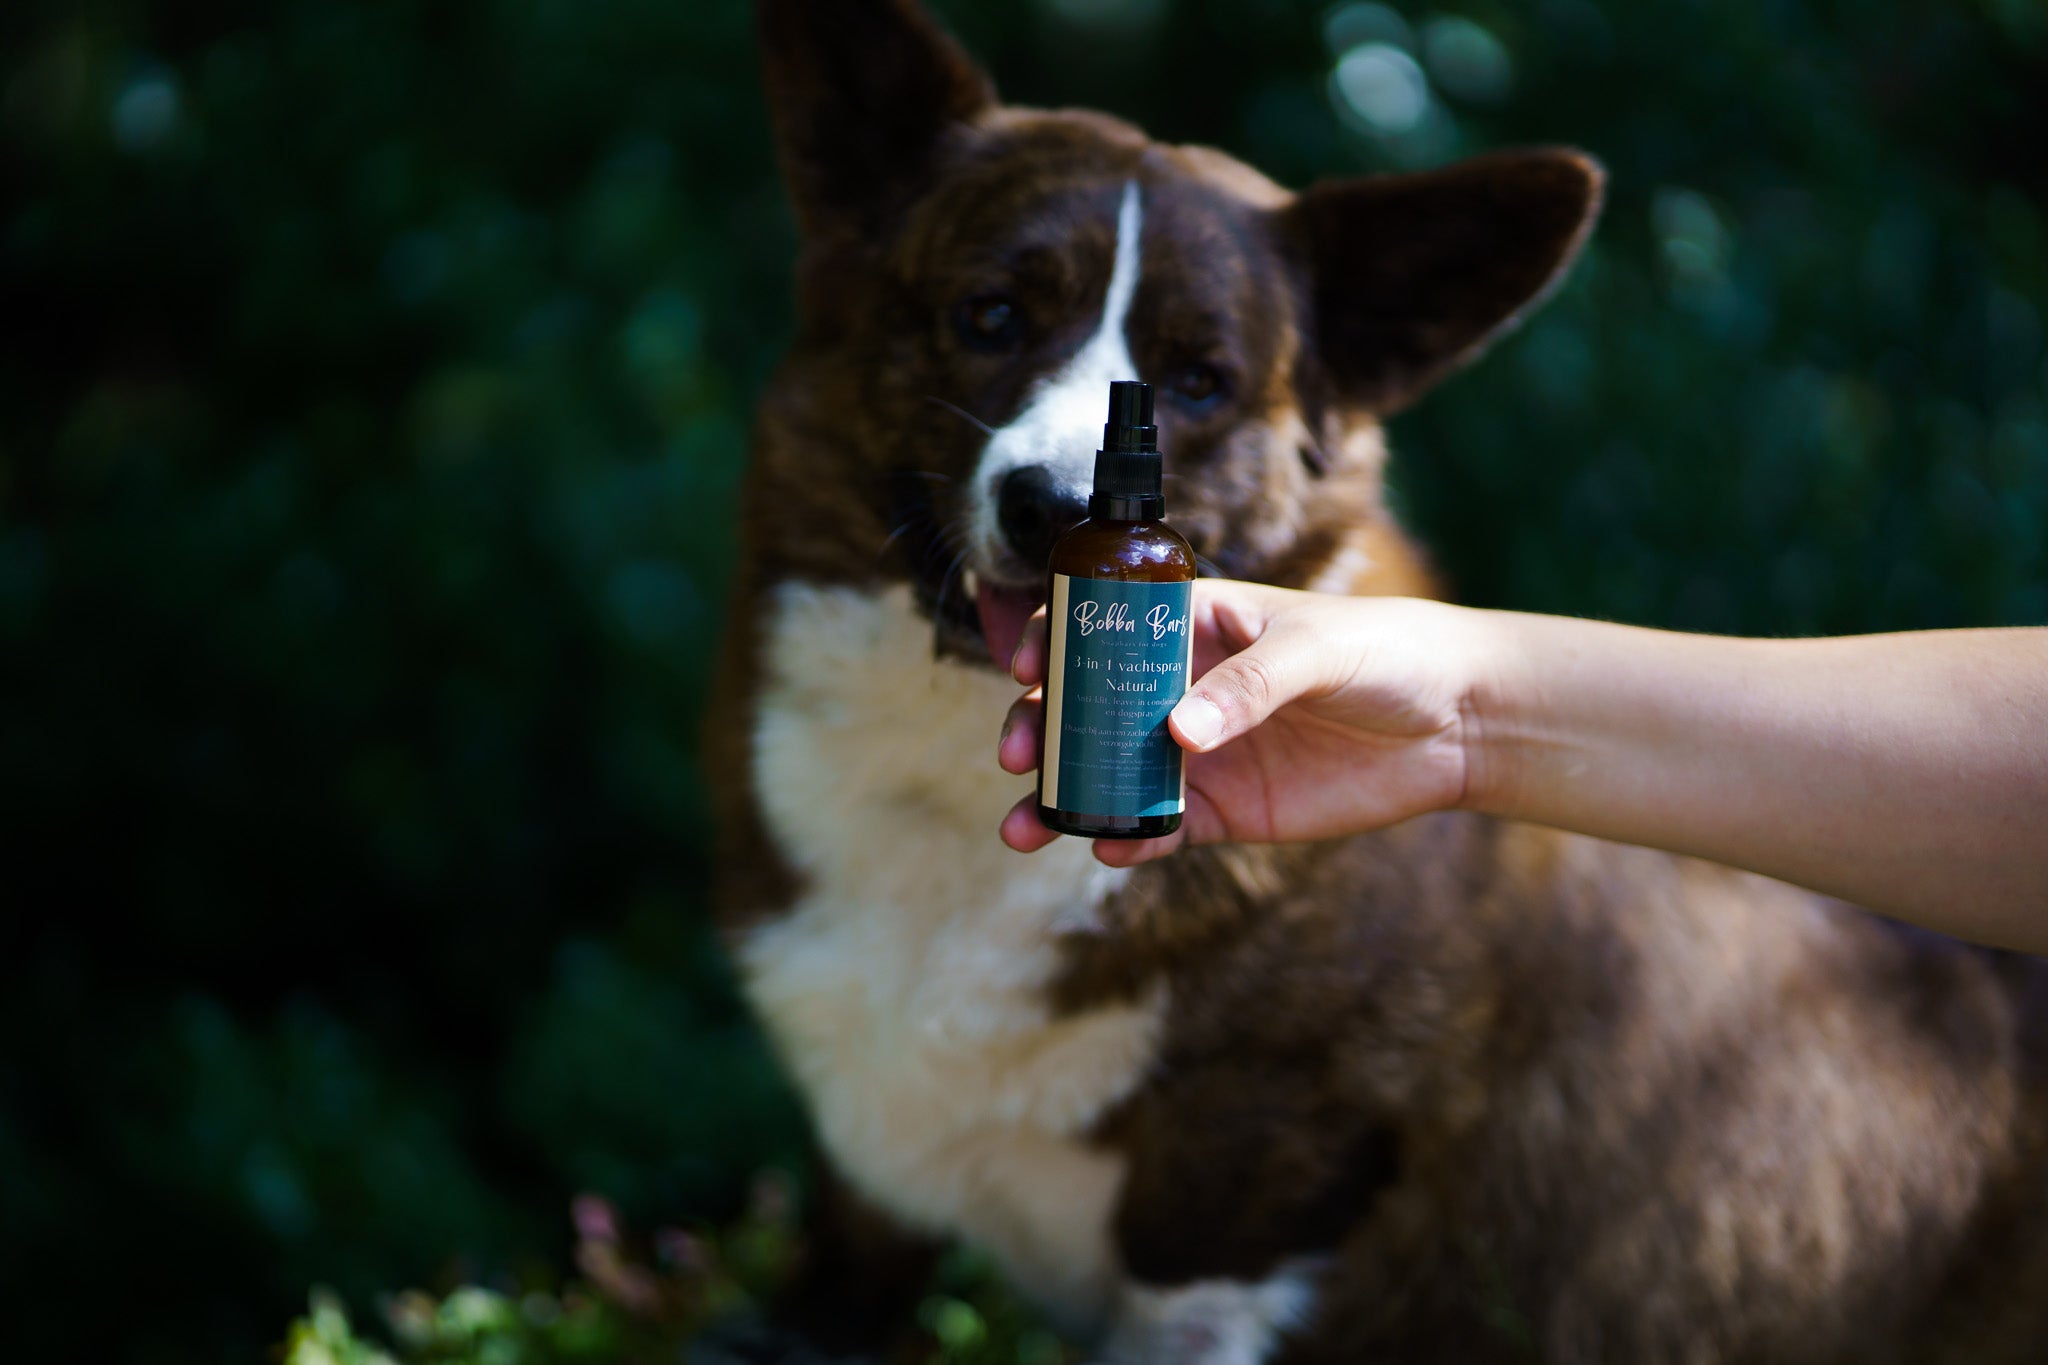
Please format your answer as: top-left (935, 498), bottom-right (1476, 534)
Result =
top-left (709, 1), bottom-right (2048, 1360)
top-left (1080, 825), bottom-right (2048, 1361)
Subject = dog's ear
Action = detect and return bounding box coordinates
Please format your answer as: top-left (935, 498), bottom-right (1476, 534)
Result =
top-left (1281, 148), bottom-right (1603, 416)
top-left (757, 0), bottom-right (996, 239)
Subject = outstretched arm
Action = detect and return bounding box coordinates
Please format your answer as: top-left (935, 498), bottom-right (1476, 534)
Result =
top-left (1470, 612), bottom-right (2048, 948)
top-left (998, 579), bottom-right (2048, 952)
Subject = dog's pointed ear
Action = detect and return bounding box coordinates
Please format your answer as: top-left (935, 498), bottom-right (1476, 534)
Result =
top-left (1281, 148), bottom-right (1604, 416)
top-left (757, 0), bottom-right (996, 239)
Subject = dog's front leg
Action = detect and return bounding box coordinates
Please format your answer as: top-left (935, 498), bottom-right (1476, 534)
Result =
top-left (1087, 1076), bottom-right (1400, 1364)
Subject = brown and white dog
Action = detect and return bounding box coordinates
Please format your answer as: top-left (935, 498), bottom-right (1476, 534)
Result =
top-left (708, 1), bottom-right (2048, 1360)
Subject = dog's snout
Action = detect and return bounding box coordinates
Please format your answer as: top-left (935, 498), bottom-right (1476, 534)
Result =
top-left (995, 466), bottom-right (1088, 567)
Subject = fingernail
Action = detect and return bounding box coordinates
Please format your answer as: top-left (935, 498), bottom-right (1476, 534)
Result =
top-left (1174, 695), bottom-right (1223, 749)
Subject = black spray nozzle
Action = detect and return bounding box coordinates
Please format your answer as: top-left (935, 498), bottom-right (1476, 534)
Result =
top-left (1093, 381), bottom-right (1164, 513)
top-left (1103, 380), bottom-right (1158, 453)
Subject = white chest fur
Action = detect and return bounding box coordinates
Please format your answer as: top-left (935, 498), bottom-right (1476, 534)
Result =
top-left (740, 580), bottom-right (1162, 1333)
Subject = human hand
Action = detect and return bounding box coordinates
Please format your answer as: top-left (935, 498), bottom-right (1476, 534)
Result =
top-left (996, 579), bottom-right (1497, 866)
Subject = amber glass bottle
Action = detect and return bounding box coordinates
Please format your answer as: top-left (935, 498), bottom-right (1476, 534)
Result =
top-left (1038, 381), bottom-right (1198, 839)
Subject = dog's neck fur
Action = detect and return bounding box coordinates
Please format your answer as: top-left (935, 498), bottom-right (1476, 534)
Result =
top-left (732, 572), bottom-right (1450, 1350)
top-left (737, 578), bottom-right (1155, 1334)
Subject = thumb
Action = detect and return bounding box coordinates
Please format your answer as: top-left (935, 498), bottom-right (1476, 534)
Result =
top-left (1169, 626), bottom-right (1328, 753)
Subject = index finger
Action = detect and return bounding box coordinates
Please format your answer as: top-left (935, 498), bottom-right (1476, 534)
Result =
top-left (1010, 608), bottom-right (1050, 686)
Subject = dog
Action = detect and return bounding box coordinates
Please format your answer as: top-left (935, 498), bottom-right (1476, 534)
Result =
top-left (707, 1), bottom-right (2048, 1359)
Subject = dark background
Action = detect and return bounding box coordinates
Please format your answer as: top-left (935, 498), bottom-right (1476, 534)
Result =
top-left (3, 0), bottom-right (2044, 1359)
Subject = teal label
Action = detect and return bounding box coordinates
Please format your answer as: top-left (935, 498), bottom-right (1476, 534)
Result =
top-left (1041, 573), bottom-right (1193, 819)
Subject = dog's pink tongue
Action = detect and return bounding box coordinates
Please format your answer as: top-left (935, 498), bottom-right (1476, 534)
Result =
top-left (975, 581), bottom-right (1040, 670)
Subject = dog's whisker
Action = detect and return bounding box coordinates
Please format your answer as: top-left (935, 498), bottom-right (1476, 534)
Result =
top-left (876, 517), bottom-right (924, 563)
top-left (921, 510), bottom-right (974, 568)
top-left (939, 512), bottom-right (975, 554)
top-left (925, 395), bottom-right (997, 437)
top-left (931, 543), bottom-right (976, 657)
top-left (938, 539), bottom-right (970, 589)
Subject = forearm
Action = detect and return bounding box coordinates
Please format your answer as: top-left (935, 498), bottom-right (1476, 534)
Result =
top-left (1465, 613), bottom-right (2048, 951)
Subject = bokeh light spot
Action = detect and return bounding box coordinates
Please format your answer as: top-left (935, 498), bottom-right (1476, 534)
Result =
top-left (110, 68), bottom-right (180, 151)
top-left (1324, 2), bottom-right (1414, 55)
top-left (1332, 42), bottom-right (1430, 134)
top-left (1422, 16), bottom-right (1513, 105)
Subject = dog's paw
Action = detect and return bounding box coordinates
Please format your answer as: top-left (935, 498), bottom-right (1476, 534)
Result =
top-left (1090, 1264), bottom-right (1323, 1365)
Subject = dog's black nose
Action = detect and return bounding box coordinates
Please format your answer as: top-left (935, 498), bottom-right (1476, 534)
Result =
top-left (996, 466), bottom-right (1088, 567)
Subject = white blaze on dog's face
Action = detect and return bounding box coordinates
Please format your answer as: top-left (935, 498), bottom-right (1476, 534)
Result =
top-left (963, 178), bottom-right (1143, 659)
top-left (969, 179), bottom-right (1145, 523)
top-left (894, 142), bottom-right (1324, 668)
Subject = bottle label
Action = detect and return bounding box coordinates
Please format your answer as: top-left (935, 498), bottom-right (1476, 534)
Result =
top-left (1041, 573), bottom-right (1194, 819)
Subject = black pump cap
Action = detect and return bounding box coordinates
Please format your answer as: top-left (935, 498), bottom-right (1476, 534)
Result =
top-left (1092, 381), bottom-right (1165, 517)
top-left (1103, 380), bottom-right (1157, 453)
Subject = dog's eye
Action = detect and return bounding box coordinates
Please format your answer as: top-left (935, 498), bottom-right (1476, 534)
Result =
top-left (1165, 362), bottom-right (1226, 409)
top-left (955, 294), bottom-right (1023, 351)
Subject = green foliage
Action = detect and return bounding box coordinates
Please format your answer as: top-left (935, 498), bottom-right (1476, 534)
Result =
top-left (278, 1187), bottom-right (786, 1365)
top-left (2, 0), bottom-right (2043, 1361)
top-left (275, 1191), bottom-right (1069, 1365)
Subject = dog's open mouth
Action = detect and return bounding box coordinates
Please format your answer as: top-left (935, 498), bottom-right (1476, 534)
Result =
top-left (920, 564), bottom-right (1041, 669)
top-left (970, 571), bottom-right (1042, 671)
top-left (883, 471), bottom-right (1044, 669)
